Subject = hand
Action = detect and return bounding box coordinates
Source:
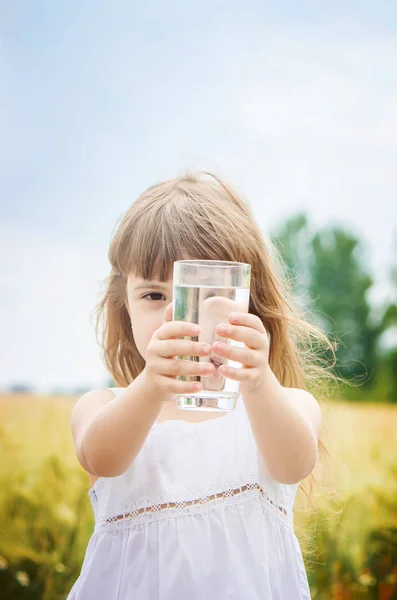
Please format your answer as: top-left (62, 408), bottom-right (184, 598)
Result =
top-left (142, 303), bottom-right (215, 400)
top-left (211, 312), bottom-right (271, 394)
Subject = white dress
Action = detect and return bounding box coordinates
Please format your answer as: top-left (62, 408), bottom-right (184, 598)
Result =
top-left (67, 388), bottom-right (311, 600)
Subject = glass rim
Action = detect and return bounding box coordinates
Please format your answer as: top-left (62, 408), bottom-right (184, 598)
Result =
top-left (174, 260), bottom-right (250, 269)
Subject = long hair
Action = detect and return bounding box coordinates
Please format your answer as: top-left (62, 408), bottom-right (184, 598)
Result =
top-left (93, 171), bottom-right (342, 524)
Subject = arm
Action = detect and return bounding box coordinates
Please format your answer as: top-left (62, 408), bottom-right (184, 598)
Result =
top-left (71, 372), bottom-right (163, 478)
top-left (241, 367), bottom-right (322, 485)
top-left (212, 311), bottom-right (322, 486)
top-left (71, 311), bottom-right (214, 478)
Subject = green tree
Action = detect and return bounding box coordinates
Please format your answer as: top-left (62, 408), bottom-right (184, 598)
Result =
top-left (272, 215), bottom-right (381, 387)
top-left (309, 227), bottom-right (380, 384)
top-left (376, 237), bottom-right (397, 402)
top-left (271, 212), bottom-right (312, 304)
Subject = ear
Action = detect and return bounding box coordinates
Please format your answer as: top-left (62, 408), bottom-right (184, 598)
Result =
top-left (162, 302), bottom-right (173, 324)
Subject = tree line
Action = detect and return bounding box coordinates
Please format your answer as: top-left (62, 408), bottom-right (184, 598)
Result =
top-left (271, 213), bottom-right (396, 403)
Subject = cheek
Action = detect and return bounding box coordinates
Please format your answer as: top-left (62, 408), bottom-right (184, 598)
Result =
top-left (130, 313), bottom-right (162, 357)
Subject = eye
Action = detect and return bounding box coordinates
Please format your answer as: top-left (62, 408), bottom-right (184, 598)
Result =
top-left (143, 293), bottom-right (166, 301)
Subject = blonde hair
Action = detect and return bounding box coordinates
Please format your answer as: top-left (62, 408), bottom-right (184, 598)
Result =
top-left (94, 171), bottom-right (342, 515)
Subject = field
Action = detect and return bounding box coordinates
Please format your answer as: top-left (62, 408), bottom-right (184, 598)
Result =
top-left (1, 393), bottom-right (396, 599)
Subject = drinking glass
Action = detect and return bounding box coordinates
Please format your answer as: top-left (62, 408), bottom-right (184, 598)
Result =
top-left (172, 260), bottom-right (251, 411)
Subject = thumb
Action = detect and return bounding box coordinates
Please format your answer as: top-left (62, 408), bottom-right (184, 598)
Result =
top-left (162, 302), bottom-right (173, 325)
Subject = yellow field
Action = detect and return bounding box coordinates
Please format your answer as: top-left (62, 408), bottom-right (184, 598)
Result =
top-left (1, 393), bottom-right (397, 599)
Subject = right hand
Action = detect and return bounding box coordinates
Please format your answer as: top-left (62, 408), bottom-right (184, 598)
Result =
top-left (142, 303), bottom-right (215, 400)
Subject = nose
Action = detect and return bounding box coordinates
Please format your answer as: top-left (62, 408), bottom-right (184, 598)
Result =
top-left (162, 302), bottom-right (173, 325)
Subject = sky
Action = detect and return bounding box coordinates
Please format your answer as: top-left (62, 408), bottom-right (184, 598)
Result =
top-left (1, 1), bottom-right (396, 392)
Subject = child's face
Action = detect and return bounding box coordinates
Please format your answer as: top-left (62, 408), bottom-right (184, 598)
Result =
top-left (126, 272), bottom-right (242, 391)
top-left (126, 273), bottom-right (173, 362)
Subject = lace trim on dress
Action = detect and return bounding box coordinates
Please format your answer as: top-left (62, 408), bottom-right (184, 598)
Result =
top-left (94, 480), bottom-right (294, 532)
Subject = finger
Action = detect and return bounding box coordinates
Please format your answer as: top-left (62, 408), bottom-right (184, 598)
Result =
top-left (155, 357), bottom-right (216, 378)
top-left (216, 323), bottom-right (268, 351)
top-left (218, 364), bottom-right (258, 383)
top-left (203, 296), bottom-right (241, 320)
top-left (228, 312), bottom-right (267, 334)
top-left (162, 302), bottom-right (173, 325)
top-left (154, 338), bottom-right (212, 359)
top-left (162, 377), bottom-right (204, 396)
top-left (212, 341), bottom-right (260, 367)
top-left (156, 320), bottom-right (201, 340)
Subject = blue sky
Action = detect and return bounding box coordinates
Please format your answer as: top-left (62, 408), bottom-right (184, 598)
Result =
top-left (1, 1), bottom-right (396, 391)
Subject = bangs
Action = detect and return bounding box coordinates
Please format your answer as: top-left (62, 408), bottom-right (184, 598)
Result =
top-left (119, 198), bottom-right (238, 282)
top-left (127, 227), bottom-right (191, 282)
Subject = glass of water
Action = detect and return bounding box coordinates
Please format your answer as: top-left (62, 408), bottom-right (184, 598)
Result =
top-left (172, 260), bottom-right (251, 412)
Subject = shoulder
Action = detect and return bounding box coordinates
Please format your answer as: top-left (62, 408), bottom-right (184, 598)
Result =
top-left (71, 388), bottom-right (118, 423)
top-left (282, 387), bottom-right (322, 441)
top-left (71, 388), bottom-right (119, 472)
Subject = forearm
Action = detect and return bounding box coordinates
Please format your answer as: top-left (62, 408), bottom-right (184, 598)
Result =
top-left (81, 371), bottom-right (163, 477)
top-left (242, 368), bottom-right (318, 485)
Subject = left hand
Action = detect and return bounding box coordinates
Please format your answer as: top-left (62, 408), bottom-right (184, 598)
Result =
top-left (212, 312), bottom-right (271, 394)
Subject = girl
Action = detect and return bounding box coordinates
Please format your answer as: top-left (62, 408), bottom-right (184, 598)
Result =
top-left (67, 172), bottom-right (334, 599)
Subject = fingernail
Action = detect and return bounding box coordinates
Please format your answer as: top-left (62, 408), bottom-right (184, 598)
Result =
top-left (218, 324), bottom-right (228, 334)
top-left (200, 344), bottom-right (211, 353)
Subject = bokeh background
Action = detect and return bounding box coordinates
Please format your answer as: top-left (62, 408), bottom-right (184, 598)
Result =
top-left (1, 2), bottom-right (396, 599)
